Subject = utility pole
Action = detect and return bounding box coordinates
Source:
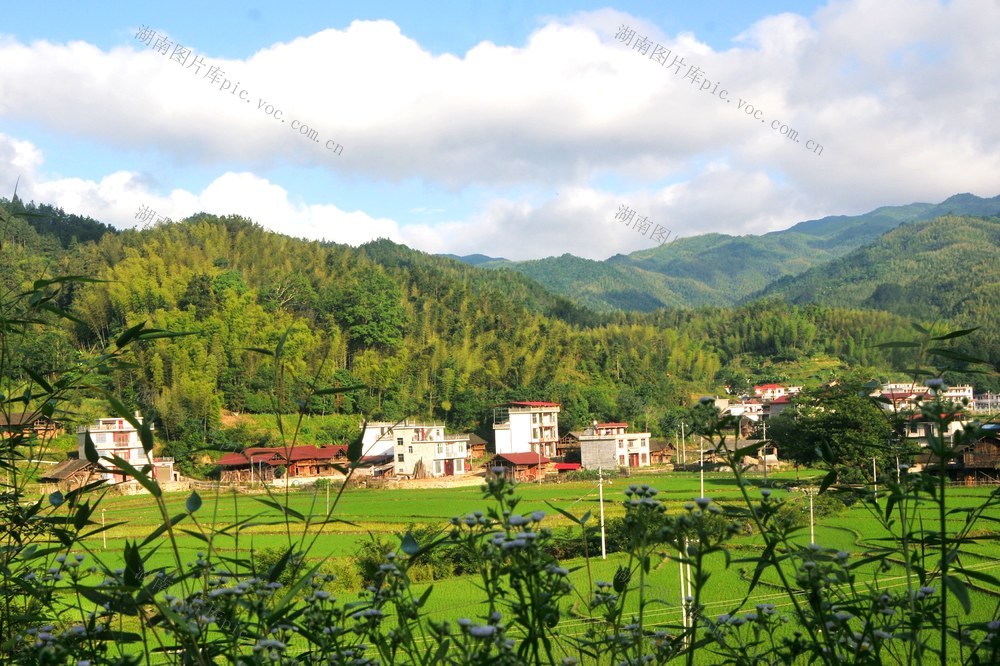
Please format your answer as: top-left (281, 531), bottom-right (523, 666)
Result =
top-left (538, 445), bottom-right (543, 485)
top-left (699, 441), bottom-right (705, 498)
top-left (762, 419), bottom-right (768, 484)
top-left (873, 457), bottom-right (878, 502)
top-left (808, 489), bottom-right (815, 545)
top-left (598, 466), bottom-right (606, 559)
top-left (681, 421), bottom-right (686, 467)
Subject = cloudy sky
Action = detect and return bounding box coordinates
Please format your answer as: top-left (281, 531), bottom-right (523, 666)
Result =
top-left (1, 0), bottom-right (998, 260)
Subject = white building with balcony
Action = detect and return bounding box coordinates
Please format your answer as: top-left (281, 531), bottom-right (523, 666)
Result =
top-left (493, 401), bottom-right (560, 457)
top-left (77, 413), bottom-right (154, 484)
top-left (362, 421), bottom-right (469, 478)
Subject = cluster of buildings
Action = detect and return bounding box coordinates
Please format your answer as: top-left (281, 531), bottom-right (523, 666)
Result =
top-left (721, 382), bottom-right (1000, 483)
top-left (36, 381), bottom-right (999, 489)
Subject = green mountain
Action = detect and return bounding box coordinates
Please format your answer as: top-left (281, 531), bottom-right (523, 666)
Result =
top-left (758, 213), bottom-right (1000, 371)
top-left (2, 202), bottom-right (929, 473)
top-left (477, 194), bottom-right (1000, 312)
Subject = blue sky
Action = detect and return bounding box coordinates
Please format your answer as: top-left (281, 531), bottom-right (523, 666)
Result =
top-left (1, 0), bottom-right (997, 259)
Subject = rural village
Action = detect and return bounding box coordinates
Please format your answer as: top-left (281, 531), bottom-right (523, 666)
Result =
top-left (32, 382), bottom-right (1000, 494)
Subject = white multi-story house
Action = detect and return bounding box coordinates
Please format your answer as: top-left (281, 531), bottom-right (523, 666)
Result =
top-left (725, 399), bottom-right (764, 420)
top-left (881, 383), bottom-right (974, 405)
top-left (579, 421), bottom-right (651, 469)
top-left (363, 421), bottom-right (469, 478)
top-left (493, 401), bottom-right (560, 457)
top-left (77, 413), bottom-right (154, 484)
top-left (973, 392), bottom-right (1000, 413)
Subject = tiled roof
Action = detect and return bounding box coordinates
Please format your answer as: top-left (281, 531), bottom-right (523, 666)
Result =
top-left (503, 401), bottom-right (560, 408)
top-left (494, 452), bottom-right (551, 465)
top-left (216, 445), bottom-right (348, 467)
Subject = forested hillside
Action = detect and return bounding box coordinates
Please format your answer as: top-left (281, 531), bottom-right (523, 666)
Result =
top-left (475, 193), bottom-right (1000, 311)
top-left (0, 201), bottom-right (935, 471)
top-left (760, 214), bottom-right (1000, 376)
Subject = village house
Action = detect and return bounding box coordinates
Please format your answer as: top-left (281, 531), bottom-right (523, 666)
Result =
top-left (216, 445), bottom-right (349, 483)
top-left (753, 384), bottom-right (802, 401)
top-left (460, 433), bottom-right (489, 459)
top-left (577, 421), bottom-right (652, 470)
top-left (1, 411), bottom-right (62, 439)
top-left (362, 420), bottom-right (470, 478)
top-left (557, 431), bottom-right (583, 462)
top-left (38, 459), bottom-right (103, 491)
top-left (76, 413), bottom-right (177, 484)
top-left (973, 392), bottom-right (1000, 413)
top-left (394, 431), bottom-right (470, 479)
top-left (912, 424), bottom-right (1000, 484)
top-left (215, 445), bottom-right (395, 483)
top-left (490, 452), bottom-right (551, 482)
top-left (648, 439), bottom-right (675, 465)
top-left (493, 401), bottom-right (560, 457)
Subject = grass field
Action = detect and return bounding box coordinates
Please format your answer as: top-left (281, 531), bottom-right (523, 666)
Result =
top-left (38, 469), bottom-right (999, 662)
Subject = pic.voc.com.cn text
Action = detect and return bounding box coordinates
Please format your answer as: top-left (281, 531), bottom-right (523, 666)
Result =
top-left (613, 25), bottom-right (824, 157)
top-left (134, 25), bottom-right (344, 157)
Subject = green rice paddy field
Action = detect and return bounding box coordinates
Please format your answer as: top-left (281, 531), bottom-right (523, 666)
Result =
top-left (45, 470), bottom-right (1000, 660)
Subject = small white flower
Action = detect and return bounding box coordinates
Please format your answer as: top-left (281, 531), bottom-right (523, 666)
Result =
top-left (469, 625), bottom-right (496, 638)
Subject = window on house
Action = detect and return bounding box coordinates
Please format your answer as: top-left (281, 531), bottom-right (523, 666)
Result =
top-left (437, 444), bottom-right (443, 454)
top-left (619, 455), bottom-right (625, 465)
top-left (641, 453), bottom-right (647, 463)
top-left (397, 437), bottom-right (405, 448)
top-left (397, 454), bottom-right (405, 462)
top-left (408, 446), bottom-right (413, 453)
top-left (434, 460), bottom-right (443, 475)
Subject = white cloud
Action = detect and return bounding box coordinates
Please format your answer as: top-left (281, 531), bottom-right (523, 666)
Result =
top-left (1, 0), bottom-right (999, 260)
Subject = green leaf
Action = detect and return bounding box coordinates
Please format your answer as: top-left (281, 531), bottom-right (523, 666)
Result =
top-left (926, 348), bottom-right (987, 365)
top-left (265, 548), bottom-right (294, 583)
top-left (186, 491), bottom-right (202, 514)
top-left (110, 455), bottom-right (162, 498)
top-left (140, 512), bottom-right (188, 547)
top-left (49, 490), bottom-right (64, 507)
top-left (115, 322), bottom-right (148, 349)
top-left (123, 540), bottom-right (145, 587)
top-left (275, 326), bottom-right (291, 360)
top-left (348, 419), bottom-right (366, 463)
top-left (930, 327), bottom-right (979, 341)
top-left (25, 368), bottom-right (53, 394)
top-left (243, 347), bottom-right (274, 356)
top-left (252, 497), bottom-right (305, 521)
top-left (546, 501), bottom-right (586, 525)
top-left (819, 470), bottom-right (837, 494)
top-left (954, 566), bottom-right (1000, 588)
top-left (312, 384), bottom-right (366, 396)
top-left (84, 432), bottom-right (100, 464)
top-left (401, 532), bottom-right (419, 556)
top-left (944, 575), bottom-right (971, 614)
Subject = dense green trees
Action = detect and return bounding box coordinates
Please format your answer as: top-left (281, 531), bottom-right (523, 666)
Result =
top-left (767, 382), bottom-right (895, 481)
top-left (1, 202), bottom-right (979, 474)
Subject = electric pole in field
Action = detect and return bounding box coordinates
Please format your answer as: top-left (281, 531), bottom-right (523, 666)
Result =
top-left (598, 466), bottom-right (606, 559)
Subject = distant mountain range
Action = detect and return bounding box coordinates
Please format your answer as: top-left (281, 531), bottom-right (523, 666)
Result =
top-left (443, 193), bottom-right (1000, 313)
